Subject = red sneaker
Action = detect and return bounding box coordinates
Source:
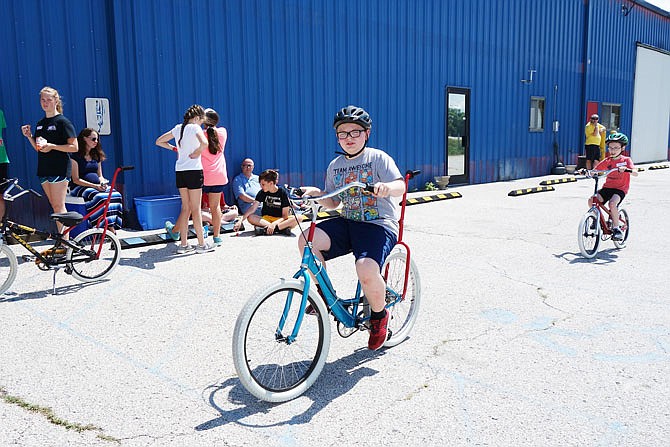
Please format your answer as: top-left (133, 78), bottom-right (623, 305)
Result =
top-left (367, 310), bottom-right (389, 350)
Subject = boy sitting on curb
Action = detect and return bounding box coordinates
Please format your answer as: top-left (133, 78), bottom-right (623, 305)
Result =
top-left (233, 169), bottom-right (303, 235)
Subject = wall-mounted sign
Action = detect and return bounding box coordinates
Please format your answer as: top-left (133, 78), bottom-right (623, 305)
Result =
top-left (85, 98), bottom-right (111, 135)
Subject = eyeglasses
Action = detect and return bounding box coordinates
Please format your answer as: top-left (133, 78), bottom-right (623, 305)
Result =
top-left (336, 129), bottom-right (366, 140)
top-left (242, 164), bottom-right (253, 167)
top-left (88, 136), bottom-right (98, 141)
top-left (590, 118), bottom-right (598, 121)
top-left (607, 145), bottom-right (623, 151)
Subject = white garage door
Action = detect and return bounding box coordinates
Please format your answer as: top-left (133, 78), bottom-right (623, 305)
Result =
top-left (631, 45), bottom-right (670, 163)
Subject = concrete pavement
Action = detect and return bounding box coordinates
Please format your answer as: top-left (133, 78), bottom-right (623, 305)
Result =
top-left (1, 165), bottom-right (669, 446)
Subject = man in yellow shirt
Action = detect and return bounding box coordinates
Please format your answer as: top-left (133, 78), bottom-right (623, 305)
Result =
top-left (584, 114), bottom-right (606, 169)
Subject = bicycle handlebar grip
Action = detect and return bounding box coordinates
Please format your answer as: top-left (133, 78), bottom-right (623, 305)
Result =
top-left (121, 165), bottom-right (135, 171)
top-left (405, 169), bottom-right (421, 179)
top-left (624, 168), bottom-right (633, 173)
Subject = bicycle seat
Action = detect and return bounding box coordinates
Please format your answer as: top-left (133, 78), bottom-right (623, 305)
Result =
top-left (50, 211), bottom-right (84, 226)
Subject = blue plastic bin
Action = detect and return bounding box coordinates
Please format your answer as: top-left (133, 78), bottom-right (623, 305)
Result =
top-left (134, 195), bottom-right (182, 230)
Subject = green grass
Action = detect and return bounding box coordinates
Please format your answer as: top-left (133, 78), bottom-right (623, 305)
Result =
top-left (447, 137), bottom-right (464, 156)
top-left (0, 386), bottom-right (120, 443)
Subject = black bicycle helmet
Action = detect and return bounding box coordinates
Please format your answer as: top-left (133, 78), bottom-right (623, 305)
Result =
top-left (606, 132), bottom-right (629, 145)
top-left (333, 105), bottom-right (372, 129)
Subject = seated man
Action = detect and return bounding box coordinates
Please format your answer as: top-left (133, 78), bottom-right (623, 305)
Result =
top-left (232, 158), bottom-right (261, 215)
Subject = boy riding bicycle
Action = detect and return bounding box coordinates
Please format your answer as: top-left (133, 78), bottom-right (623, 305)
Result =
top-left (299, 105), bottom-right (405, 351)
top-left (587, 132), bottom-right (637, 241)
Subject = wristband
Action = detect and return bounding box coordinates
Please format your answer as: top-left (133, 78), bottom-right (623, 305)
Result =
top-left (171, 146), bottom-right (178, 152)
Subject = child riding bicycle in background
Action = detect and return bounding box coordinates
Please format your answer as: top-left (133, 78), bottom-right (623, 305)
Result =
top-left (298, 105), bottom-right (406, 351)
top-left (588, 132), bottom-right (637, 241)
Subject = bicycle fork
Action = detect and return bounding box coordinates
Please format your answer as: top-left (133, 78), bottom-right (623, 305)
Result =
top-left (275, 271), bottom-right (313, 345)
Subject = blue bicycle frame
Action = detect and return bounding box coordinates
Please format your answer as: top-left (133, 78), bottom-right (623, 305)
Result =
top-left (276, 179), bottom-right (411, 344)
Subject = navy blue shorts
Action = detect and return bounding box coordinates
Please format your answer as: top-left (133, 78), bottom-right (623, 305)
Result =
top-left (203, 184), bottom-right (225, 194)
top-left (317, 217), bottom-right (397, 269)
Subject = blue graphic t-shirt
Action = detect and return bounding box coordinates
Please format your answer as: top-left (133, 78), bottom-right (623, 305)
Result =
top-left (324, 147), bottom-right (402, 235)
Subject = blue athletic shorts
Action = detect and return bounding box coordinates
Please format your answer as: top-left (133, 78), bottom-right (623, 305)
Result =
top-left (316, 217), bottom-right (397, 269)
top-left (39, 175), bottom-right (69, 184)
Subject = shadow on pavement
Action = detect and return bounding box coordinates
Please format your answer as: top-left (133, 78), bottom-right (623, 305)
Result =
top-left (0, 279), bottom-right (105, 302)
top-left (195, 347), bottom-right (384, 430)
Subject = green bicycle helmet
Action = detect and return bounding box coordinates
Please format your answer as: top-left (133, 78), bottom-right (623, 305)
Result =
top-left (333, 105), bottom-right (372, 129)
top-left (606, 132), bottom-right (629, 145)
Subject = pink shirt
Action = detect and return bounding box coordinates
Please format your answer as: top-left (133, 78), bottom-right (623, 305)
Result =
top-left (201, 127), bottom-right (228, 186)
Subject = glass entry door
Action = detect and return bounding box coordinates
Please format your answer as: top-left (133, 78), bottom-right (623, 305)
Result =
top-left (446, 87), bottom-right (470, 184)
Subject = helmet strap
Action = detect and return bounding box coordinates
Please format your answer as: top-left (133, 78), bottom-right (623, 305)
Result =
top-left (335, 139), bottom-right (368, 159)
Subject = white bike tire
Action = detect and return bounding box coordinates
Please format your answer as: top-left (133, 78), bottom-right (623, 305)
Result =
top-left (577, 211), bottom-right (601, 259)
top-left (382, 250), bottom-right (421, 348)
top-left (0, 243), bottom-right (18, 295)
top-left (232, 278), bottom-right (331, 403)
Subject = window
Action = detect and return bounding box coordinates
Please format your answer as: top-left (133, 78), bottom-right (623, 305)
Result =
top-left (529, 96), bottom-right (545, 132)
top-left (601, 103), bottom-right (621, 134)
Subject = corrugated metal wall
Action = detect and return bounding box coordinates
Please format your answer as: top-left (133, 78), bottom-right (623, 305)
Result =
top-left (586, 0), bottom-right (670, 140)
top-left (0, 0), bottom-right (121, 227)
top-left (1, 0), bottom-right (668, 228)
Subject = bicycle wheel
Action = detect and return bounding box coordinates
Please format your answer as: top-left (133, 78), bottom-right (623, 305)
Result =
top-left (577, 211), bottom-right (601, 259)
top-left (232, 279), bottom-right (331, 403)
top-left (0, 243), bottom-right (18, 295)
top-left (67, 228), bottom-right (121, 282)
top-left (382, 250), bottom-right (421, 348)
top-left (613, 208), bottom-right (630, 249)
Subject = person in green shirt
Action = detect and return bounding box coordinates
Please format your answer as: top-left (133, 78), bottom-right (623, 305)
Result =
top-left (0, 108), bottom-right (10, 221)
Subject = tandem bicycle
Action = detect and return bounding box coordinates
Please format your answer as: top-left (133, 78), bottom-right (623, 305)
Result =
top-left (0, 166), bottom-right (134, 294)
top-left (232, 170), bottom-right (422, 402)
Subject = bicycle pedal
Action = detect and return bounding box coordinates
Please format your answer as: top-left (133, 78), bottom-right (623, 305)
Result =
top-left (22, 254), bottom-right (36, 262)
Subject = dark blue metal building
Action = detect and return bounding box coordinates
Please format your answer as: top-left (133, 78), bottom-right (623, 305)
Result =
top-left (1, 0), bottom-right (668, 228)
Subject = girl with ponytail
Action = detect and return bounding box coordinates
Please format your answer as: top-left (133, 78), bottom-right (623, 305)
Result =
top-left (200, 108), bottom-right (236, 246)
top-left (20, 86), bottom-right (78, 237)
top-left (155, 104), bottom-right (214, 253)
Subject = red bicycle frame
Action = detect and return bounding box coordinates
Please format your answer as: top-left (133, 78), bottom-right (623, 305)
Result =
top-left (62, 166), bottom-right (134, 255)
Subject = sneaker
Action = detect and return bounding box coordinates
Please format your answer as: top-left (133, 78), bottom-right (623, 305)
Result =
top-left (280, 227), bottom-right (293, 236)
top-left (165, 221), bottom-right (180, 241)
top-left (176, 244), bottom-right (195, 254)
top-left (368, 310), bottom-right (389, 351)
top-left (213, 236), bottom-right (223, 246)
top-left (612, 227), bottom-right (624, 241)
top-left (254, 226), bottom-right (267, 236)
top-left (195, 242), bottom-right (215, 253)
